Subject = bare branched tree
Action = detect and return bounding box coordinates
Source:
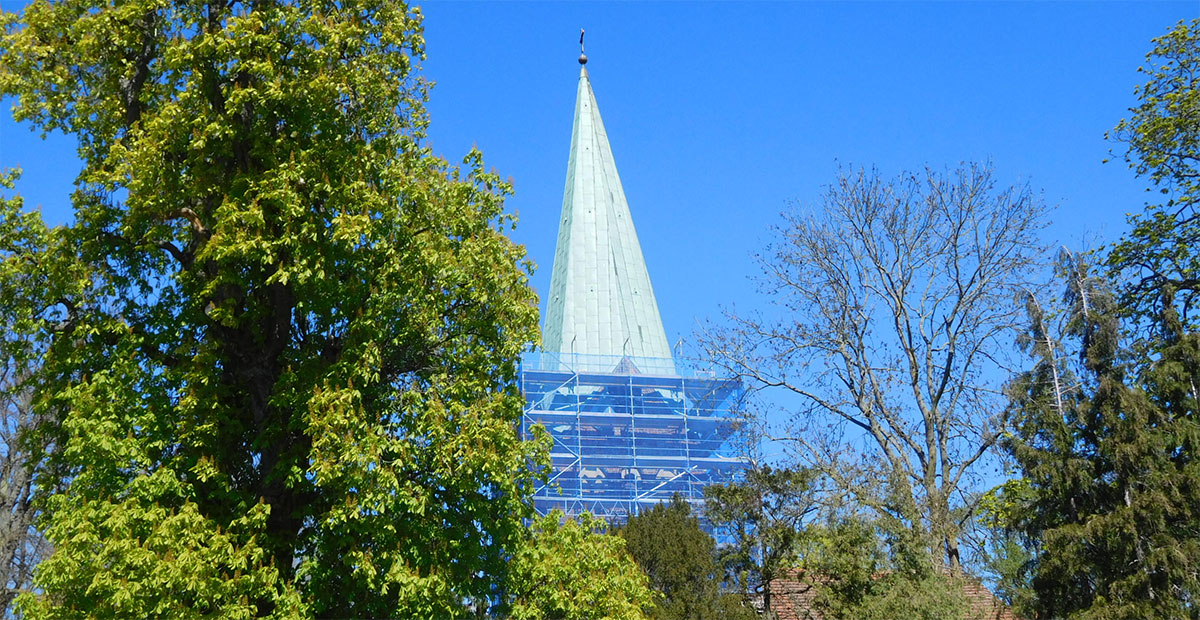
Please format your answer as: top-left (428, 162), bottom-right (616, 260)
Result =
top-left (701, 164), bottom-right (1046, 570)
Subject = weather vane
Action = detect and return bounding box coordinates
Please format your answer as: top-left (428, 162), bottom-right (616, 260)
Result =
top-left (579, 28), bottom-right (587, 65)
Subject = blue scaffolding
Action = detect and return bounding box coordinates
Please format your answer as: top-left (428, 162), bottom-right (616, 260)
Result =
top-left (519, 352), bottom-right (748, 529)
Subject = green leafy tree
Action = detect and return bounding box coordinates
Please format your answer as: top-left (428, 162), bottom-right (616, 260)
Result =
top-left (1, 1), bottom-right (546, 617)
top-left (508, 511), bottom-right (655, 620)
top-left (973, 530), bottom-right (1035, 618)
top-left (619, 495), bottom-right (756, 620)
top-left (804, 519), bottom-right (971, 620)
top-left (975, 482), bottom-right (1037, 619)
top-left (705, 465), bottom-right (817, 617)
top-left (1005, 251), bottom-right (1200, 618)
top-left (1008, 20), bottom-right (1200, 617)
top-left (1108, 19), bottom-right (1200, 328)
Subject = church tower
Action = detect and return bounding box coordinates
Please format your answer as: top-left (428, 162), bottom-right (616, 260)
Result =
top-left (519, 44), bottom-right (745, 527)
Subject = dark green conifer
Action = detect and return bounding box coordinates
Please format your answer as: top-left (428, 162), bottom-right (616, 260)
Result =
top-left (619, 495), bottom-right (755, 620)
top-left (1006, 253), bottom-right (1200, 618)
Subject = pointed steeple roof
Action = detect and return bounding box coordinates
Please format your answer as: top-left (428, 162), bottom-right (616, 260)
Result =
top-left (542, 64), bottom-right (674, 366)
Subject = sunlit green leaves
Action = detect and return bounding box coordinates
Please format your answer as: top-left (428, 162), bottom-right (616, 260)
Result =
top-left (2, 0), bottom-right (544, 616)
top-left (509, 511), bottom-right (656, 620)
top-left (1108, 19), bottom-right (1200, 329)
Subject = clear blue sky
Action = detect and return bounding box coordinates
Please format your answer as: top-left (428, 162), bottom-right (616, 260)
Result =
top-left (1, 0), bottom-right (1196, 350)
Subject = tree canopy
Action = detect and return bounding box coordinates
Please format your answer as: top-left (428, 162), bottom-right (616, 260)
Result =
top-left (1005, 251), bottom-right (1200, 619)
top-left (1, 0), bottom-right (546, 616)
top-left (705, 464), bottom-right (816, 616)
top-left (1003, 20), bottom-right (1200, 615)
top-left (1109, 18), bottom-right (1200, 329)
top-left (804, 518), bottom-right (971, 620)
top-left (509, 511), bottom-right (655, 620)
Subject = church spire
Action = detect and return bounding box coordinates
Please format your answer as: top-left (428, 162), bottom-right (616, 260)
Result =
top-left (542, 52), bottom-right (674, 368)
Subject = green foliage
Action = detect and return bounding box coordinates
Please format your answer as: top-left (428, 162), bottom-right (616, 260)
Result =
top-left (976, 479), bottom-right (1037, 616)
top-left (1, 1), bottom-right (547, 617)
top-left (1055, 19), bottom-right (1200, 613)
top-left (977, 534), bottom-right (1035, 618)
top-left (1108, 19), bottom-right (1200, 328)
top-left (619, 495), bottom-right (756, 620)
top-left (804, 519), bottom-right (971, 620)
top-left (0, 169), bottom-right (56, 615)
top-left (508, 511), bottom-right (655, 620)
top-left (1005, 252), bottom-right (1200, 618)
top-left (705, 465), bottom-right (816, 614)
top-left (0, 168), bottom-right (64, 369)
top-left (1011, 23), bottom-right (1200, 605)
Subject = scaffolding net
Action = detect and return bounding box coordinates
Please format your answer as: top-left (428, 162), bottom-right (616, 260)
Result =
top-left (519, 352), bottom-right (748, 528)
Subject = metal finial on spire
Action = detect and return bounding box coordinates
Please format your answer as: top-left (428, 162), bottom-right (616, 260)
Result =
top-left (578, 28), bottom-right (587, 65)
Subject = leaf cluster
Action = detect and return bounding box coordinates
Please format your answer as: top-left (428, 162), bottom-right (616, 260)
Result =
top-left (803, 518), bottom-right (972, 620)
top-left (0, 170), bottom-right (56, 615)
